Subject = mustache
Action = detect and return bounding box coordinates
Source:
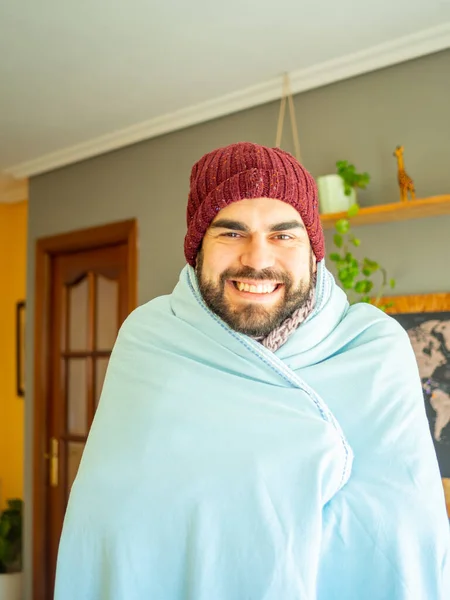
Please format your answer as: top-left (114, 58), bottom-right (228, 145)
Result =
top-left (220, 267), bottom-right (292, 285)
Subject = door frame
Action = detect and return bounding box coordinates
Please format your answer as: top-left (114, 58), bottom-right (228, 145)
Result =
top-left (32, 219), bottom-right (138, 600)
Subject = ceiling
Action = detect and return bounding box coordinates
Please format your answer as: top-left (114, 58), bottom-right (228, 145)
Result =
top-left (1, 0), bottom-right (450, 178)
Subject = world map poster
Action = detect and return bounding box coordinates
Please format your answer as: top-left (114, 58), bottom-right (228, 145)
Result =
top-left (387, 295), bottom-right (450, 517)
top-left (392, 312), bottom-right (450, 473)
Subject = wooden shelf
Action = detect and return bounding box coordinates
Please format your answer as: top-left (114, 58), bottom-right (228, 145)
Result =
top-left (320, 194), bottom-right (450, 229)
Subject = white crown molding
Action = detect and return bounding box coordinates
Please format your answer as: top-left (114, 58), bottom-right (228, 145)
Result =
top-left (5, 22), bottom-right (450, 178)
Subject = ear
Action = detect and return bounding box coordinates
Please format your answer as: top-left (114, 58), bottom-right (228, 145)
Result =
top-left (312, 252), bottom-right (317, 274)
top-left (194, 245), bottom-right (203, 273)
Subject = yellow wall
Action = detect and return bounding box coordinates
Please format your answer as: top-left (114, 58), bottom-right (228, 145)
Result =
top-left (0, 201), bottom-right (27, 508)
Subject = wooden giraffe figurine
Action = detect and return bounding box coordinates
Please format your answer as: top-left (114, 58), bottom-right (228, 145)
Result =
top-left (393, 145), bottom-right (416, 202)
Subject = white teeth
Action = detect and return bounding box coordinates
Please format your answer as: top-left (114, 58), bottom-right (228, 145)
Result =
top-left (235, 281), bottom-right (277, 294)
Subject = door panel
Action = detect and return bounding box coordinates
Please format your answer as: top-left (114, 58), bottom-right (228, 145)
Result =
top-left (67, 359), bottom-right (88, 435)
top-left (68, 276), bottom-right (89, 351)
top-left (33, 219), bottom-right (137, 600)
top-left (47, 242), bottom-right (131, 596)
top-left (96, 274), bottom-right (119, 349)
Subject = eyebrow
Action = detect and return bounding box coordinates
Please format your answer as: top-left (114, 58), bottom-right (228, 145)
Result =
top-left (210, 219), bottom-right (305, 232)
top-left (210, 219), bottom-right (250, 232)
top-left (269, 220), bottom-right (305, 232)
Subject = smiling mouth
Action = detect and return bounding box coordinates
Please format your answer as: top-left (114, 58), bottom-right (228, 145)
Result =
top-left (231, 280), bottom-right (282, 294)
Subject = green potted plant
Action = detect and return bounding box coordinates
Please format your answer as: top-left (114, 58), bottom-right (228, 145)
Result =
top-left (317, 160), bottom-right (370, 214)
top-left (0, 499), bottom-right (23, 600)
top-left (329, 203), bottom-right (395, 309)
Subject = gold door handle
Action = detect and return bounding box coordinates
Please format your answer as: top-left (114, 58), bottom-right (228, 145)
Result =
top-left (45, 437), bottom-right (59, 487)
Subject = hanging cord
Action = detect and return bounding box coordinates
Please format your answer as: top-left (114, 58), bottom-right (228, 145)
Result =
top-left (275, 73), bottom-right (303, 164)
top-left (275, 74), bottom-right (288, 151)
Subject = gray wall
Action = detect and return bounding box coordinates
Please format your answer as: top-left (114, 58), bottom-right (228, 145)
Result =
top-left (25, 48), bottom-right (450, 598)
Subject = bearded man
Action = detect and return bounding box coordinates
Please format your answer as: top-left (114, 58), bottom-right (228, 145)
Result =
top-left (55, 142), bottom-right (450, 600)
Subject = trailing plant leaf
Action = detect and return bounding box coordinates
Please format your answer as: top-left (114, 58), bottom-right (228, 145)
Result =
top-left (336, 161), bottom-right (371, 196)
top-left (335, 219), bottom-right (350, 234)
top-left (328, 205), bottom-right (395, 310)
top-left (333, 234), bottom-right (343, 248)
top-left (347, 203), bottom-right (360, 217)
top-left (355, 280), bottom-right (373, 294)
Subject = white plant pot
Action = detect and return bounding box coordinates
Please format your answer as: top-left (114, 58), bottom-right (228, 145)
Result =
top-left (317, 174), bottom-right (356, 214)
top-left (0, 572), bottom-right (23, 600)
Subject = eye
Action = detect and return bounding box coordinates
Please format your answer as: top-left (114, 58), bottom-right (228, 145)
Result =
top-left (273, 234), bottom-right (293, 241)
top-left (222, 232), bottom-right (243, 238)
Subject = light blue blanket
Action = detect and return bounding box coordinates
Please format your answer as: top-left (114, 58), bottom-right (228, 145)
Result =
top-left (54, 261), bottom-right (450, 599)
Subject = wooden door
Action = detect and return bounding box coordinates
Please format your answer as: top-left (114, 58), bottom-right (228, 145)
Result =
top-left (33, 220), bottom-right (137, 600)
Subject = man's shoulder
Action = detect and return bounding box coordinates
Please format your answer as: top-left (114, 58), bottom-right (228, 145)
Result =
top-left (344, 300), bottom-right (409, 345)
top-left (118, 294), bottom-right (173, 336)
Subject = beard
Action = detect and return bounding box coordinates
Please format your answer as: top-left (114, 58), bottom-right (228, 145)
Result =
top-left (196, 249), bottom-right (315, 337)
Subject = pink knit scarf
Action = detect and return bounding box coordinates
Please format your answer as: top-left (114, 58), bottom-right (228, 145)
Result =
top-left (256, 277), bottom-right (316, 352)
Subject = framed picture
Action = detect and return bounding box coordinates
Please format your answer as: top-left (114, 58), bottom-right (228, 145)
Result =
top-left (383, 292), bottom-right (450, 517)
top-left (16, 300), bottom-right (26, 397)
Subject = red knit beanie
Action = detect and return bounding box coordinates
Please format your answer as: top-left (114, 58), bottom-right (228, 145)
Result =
top-left (184, 141), bottom-right (324, 266)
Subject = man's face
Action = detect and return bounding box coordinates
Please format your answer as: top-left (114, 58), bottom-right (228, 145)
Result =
top-left (196, 197), bottom-right (317, 337)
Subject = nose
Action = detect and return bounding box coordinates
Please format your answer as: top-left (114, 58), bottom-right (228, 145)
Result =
top-left (240, 236), bottom-right (275, 271)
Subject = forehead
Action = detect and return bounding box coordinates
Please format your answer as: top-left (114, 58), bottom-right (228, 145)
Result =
top-left (211, 197), bottom-right (304, 227)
